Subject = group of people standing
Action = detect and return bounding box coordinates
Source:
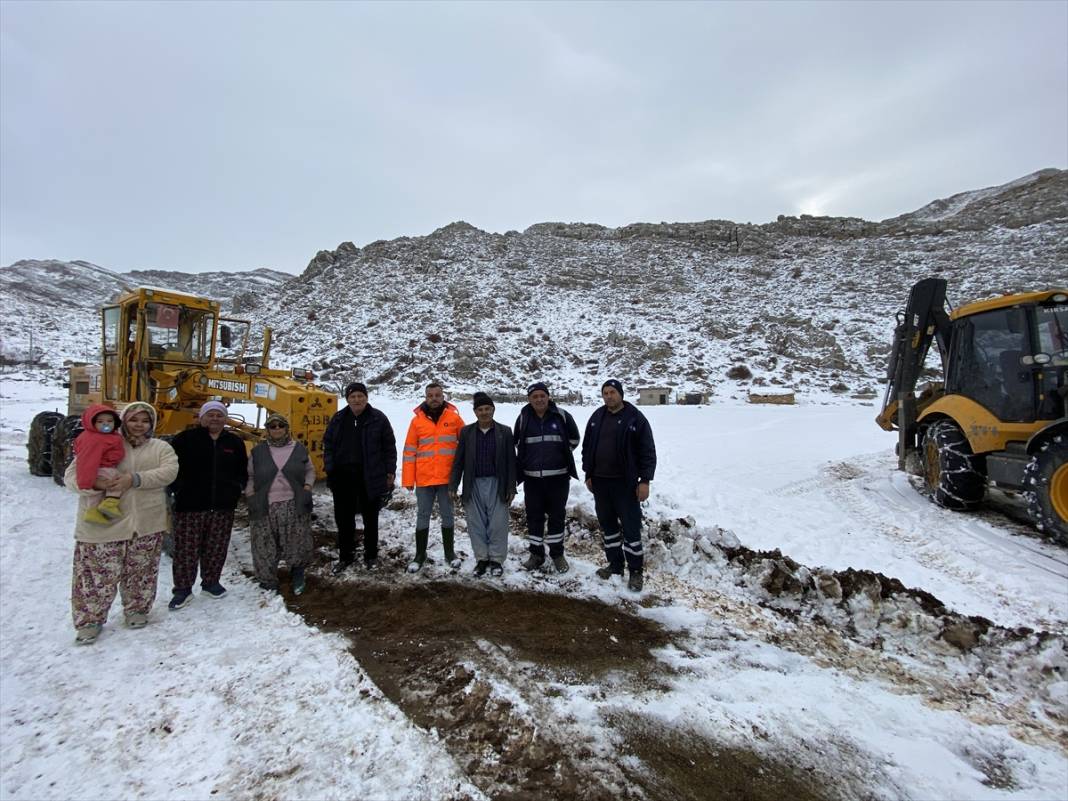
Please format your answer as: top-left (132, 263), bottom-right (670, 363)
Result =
top-left (325, 379), bottom-right (657, 590)
top-left (64, 378), bottom-right (657, 645)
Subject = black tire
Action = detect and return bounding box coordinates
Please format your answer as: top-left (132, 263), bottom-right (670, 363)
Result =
top-left (27, 411), bottom-right (64, 477)
top-left (1024, 435), bottom-right (1068, 544)
top-left (921, 420), bottom-right (987, 510)
top-left (51, 414), bottom-right (84, 486)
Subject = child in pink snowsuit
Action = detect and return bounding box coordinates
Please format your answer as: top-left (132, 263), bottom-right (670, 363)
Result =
top-left (74, 404), bottom-right (128, 525)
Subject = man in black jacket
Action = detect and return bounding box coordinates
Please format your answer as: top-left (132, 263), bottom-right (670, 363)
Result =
top-left (169, 401), bottom-right (250, 609)
top-left (449, 392), bottom-right (516, 578)
top-left (322, 382), bottom-right (397, 572)
top-left (514, 381), bottom-right (580, 574)
top-left (581, 379), bottom-right (657, 592)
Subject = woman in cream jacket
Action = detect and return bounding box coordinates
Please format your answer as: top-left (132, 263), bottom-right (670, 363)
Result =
top-left (64, 401), bottom-right (178, 645)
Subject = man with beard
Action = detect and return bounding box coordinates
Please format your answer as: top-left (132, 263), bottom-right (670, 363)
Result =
top-left (401, 382), bottom-right (465, 573)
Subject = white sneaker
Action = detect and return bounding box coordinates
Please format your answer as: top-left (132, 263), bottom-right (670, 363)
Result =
top-left (406, 559), bottom-right (424, 574)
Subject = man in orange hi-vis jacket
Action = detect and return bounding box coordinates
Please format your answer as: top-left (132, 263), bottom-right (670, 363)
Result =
top-left (402, 382), bottom-right (465, 573)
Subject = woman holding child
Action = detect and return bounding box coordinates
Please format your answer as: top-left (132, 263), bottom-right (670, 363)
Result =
top-left (64, 402), bottom-right (178, 645)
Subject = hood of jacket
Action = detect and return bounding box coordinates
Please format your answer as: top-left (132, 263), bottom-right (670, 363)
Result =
top-left (80, 403), bottom-right (121, 432)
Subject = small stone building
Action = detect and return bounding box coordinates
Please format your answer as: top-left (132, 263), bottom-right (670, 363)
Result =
top-left (637, 387), bottom-right (672, 405)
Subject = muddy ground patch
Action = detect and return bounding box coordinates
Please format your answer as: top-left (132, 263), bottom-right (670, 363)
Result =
top-left (286, 578), bottom-right (839, 801)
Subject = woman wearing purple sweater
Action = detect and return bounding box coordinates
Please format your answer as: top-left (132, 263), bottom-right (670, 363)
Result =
top-left (245, 413), bottom-right (316, 594)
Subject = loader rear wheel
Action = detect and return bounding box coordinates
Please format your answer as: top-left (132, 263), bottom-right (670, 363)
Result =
top-left (27, 412), bottom-right (64, 476)
top-left (921, 420), bottom-right (986, 511)
top-left (51, 414), bottom-right (84, 486)
top-left (1024, 435), bottom-right (1068, 544)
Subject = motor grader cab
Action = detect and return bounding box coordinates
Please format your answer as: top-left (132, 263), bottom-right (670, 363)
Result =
top-left (877, 278), bottom-right (1068, 542)
top-left (27, 286), bottom-right (337, 483)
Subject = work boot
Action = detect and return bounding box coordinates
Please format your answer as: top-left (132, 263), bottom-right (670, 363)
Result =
top-left (473, 560), bottom-right (489, 577)
top-left (595, 565), bottom-right (623, 581)
top-left (332, 559), bottom-right (353, 576)
top-left (628, 572), bottom-right (644, 592)
top-left (521, 552), bottom-right (545, 571)
top-left (551, 554), bottom-right (570, 574)
top-left (488, 561), bottom-right (504, 578)
top-left (408, 527), bottom-right (429, 573)
top-left (97, 497), bottom-right (123, 520)
top-left (292, 568), bottom-right (306, 596)
top-left (442, 526), bottom-right (462, 569)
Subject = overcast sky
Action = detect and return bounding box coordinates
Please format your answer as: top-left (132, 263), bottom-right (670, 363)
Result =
top-left (1, 0), bottom-right (1065, 274)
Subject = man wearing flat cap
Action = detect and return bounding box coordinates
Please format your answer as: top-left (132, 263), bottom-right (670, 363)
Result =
top-left (168, 400), bottom-right (249, 609)
top-left (513, 381), bottom-right (580, 574)
top-left (323, 382), bottom-right (397, 573)
top-left (581, 379), bottom-right (657, 592)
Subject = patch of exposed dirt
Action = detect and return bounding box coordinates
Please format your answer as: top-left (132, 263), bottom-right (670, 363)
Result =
top-left (283, 573), bottom-right (838, 801)
top-left (614, 717), bottom-right (832, 801)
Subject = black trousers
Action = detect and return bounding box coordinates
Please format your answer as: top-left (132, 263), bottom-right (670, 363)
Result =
top-left (523, 475), bottom-right (571, 558)
top-left (591, 476), bottom-right (643, 574)
top-left (331, 465), bottom-right (380, 562)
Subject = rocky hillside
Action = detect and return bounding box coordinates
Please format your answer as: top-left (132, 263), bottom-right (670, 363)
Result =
top-left (2, 169), bottom-right (1065, 401)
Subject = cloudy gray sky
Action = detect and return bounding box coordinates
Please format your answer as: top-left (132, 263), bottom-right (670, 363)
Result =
top-left (1, 0), bottom-right (1065, 274)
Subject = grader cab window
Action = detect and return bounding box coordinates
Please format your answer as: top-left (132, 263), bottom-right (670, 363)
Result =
top-left (215, 319), bottom-right (251, 364)
top-left (949, 307), bottom-right (1034, 422)
top-left (144, 303), bottom-right (212, 363)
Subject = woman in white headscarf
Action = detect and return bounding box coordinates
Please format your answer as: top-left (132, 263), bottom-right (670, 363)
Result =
top-left (64, 402), bottom-right (178, 645)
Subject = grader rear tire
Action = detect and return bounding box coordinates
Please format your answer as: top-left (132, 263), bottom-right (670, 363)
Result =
top-left (921, 420), bottom-right (986, 511)
top-left (51, 414), bottom-right (83, 485)
top-left (27, 412), bottom-right (65, 476)
top-left (1024, 435), bottom-right (1068, 544)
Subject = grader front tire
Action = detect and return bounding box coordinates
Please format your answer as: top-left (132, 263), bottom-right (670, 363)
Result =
top-left (27, 412), bottom-right (64, 477)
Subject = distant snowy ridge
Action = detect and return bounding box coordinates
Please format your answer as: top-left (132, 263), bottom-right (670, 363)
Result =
top-left (1, 169), bottom-right (1065, 399)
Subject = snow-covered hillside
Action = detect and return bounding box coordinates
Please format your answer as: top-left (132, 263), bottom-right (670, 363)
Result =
top-left (2, 169), bottom-right (1065, 399)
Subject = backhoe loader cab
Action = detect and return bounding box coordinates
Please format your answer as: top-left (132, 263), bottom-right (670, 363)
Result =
top-left (27, 286), bottom-right (337, 483)
top-left (878, 279), bottom-right (1068, 542)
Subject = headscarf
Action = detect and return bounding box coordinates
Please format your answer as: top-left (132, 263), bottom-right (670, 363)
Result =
top-left (264, 412), bottom-right (292, 447)
top-left (199, 400), bottom-right (228, 419)
top-left (121, 402), bottom-right (157, 448)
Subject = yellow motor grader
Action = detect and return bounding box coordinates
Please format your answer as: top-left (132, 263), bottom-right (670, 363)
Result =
top-left (877, 278), bottom-right (1067, 542)
top-left (26, 286), bottom-right (337, 482)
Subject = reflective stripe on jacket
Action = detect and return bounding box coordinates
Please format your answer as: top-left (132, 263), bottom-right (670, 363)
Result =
top-left (401, 402), bottom-right (465, 488)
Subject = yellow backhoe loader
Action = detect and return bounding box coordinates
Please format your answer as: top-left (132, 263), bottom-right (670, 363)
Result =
top-left (877, 278), bottom-right (1067, 542)
top-left (26, 286), bottom-right (337, 483)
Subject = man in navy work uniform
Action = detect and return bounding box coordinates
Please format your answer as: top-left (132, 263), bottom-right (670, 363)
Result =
top-left (514, 381), bottom-right (580, 573)
top-left (581, 379), bottom-right (657, 592)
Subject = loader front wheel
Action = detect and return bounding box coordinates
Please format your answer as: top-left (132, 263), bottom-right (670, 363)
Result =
top-left (51, 414), bottom-right (83, 485)
top-left (27, 411), bottom-right (64, 477)
top-left (921, 420), bottom-right (986, 511)
top-left (1024, 435), bottom-right (1068, 544)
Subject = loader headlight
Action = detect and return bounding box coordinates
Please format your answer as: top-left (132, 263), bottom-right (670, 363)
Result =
top-left (244, 363), bottom-right (261, 375)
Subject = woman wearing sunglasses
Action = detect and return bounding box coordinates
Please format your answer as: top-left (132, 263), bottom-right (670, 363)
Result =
top-left (245, 413), bottom-right (316, 594)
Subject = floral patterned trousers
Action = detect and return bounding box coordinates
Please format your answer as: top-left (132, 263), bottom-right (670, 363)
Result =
top-left (71, 532), bottom-right (164, 629)
top-left (250, 499), bottom-right (314, 586)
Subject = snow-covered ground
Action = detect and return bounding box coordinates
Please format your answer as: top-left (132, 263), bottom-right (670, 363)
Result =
top-left (1, 374), bottom-right (1065, 800)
